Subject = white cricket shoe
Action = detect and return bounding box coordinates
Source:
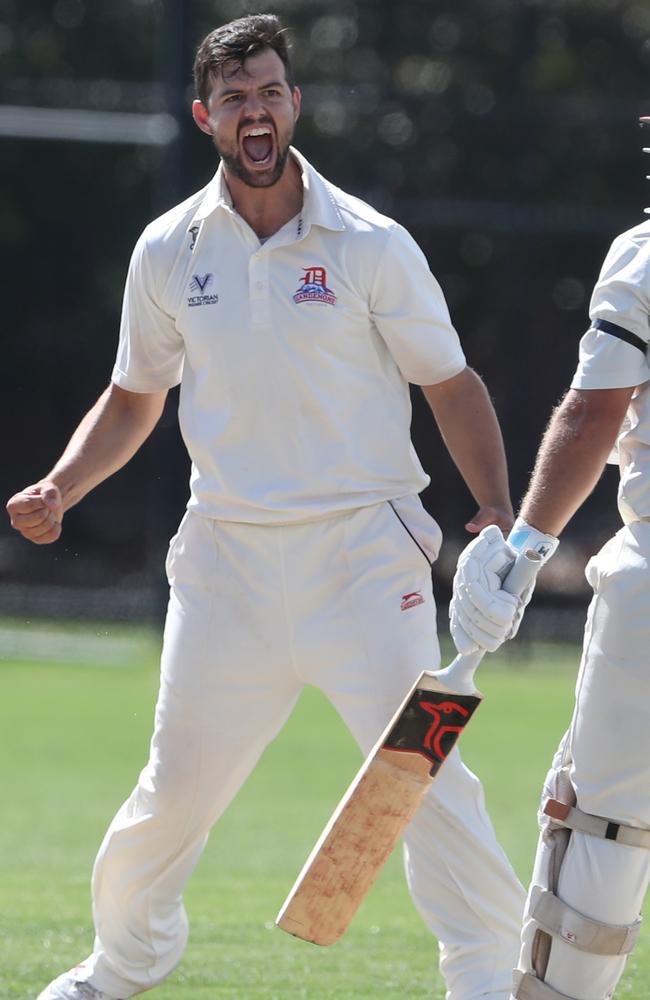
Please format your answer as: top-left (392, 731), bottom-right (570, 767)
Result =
top-left (36, 968), bottom-right (122, 1000)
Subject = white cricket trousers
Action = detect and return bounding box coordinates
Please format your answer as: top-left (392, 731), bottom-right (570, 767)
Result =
top-left (515, 521), bottom-right (650, 999)
top-left (81, 498), bottom-right (524, 999)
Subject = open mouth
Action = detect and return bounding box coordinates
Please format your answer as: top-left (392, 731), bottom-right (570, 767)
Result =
top-left (241, 126), bottom-right (275, 168)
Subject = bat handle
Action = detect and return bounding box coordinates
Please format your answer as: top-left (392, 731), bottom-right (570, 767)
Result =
top-left (435, 648), bottom-right (484, 695)
top-left (435, 547), bottom-right (543, 695)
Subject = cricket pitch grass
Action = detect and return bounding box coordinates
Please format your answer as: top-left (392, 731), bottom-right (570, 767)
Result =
top-left (1, 622), bottom-right (648, 999)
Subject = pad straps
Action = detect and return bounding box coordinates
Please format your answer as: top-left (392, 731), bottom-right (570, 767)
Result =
top-left (545, 798), bottom-right (650, 850)
top-left (511, 970), bottom-right (574, 999)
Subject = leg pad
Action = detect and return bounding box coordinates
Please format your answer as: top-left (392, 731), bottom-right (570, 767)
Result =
top-left (530, 885), bottom-right (641, 956)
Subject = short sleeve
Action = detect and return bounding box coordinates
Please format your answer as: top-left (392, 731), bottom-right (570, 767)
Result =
top-left (370, 225), bottom-right (466, 386)
top-left (571, 234), bottom-right (650, 390)
top-left (570, 329), bottom-right (650, 390)
top-left (589, 233), bottom-right (650, 344)
top-left (111, 232), bottom-right (185, 393)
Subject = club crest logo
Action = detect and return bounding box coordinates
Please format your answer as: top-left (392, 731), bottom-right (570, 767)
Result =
top-left (188, 273), bottom-right (219, 307)
top-left (293, 266), bottom-right (337, 306)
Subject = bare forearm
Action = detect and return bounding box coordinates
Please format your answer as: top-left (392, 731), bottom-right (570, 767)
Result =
top-left (47, 383), bottom-right (167, 512)
top-left (7, 383), bottom-right (167, 545)
top-left (422, 368), bottom-right (512, 529)
top-left (521, 388), bottom-right (633, 537)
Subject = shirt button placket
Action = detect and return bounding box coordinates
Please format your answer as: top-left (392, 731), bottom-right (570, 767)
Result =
top-left (250, 252), bottom-right (270, 327)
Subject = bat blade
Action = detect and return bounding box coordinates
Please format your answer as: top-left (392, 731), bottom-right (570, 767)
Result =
top-left (276, 673), bottom-right (481, 945)
top-left (276, 549), bottom-right (542, 946)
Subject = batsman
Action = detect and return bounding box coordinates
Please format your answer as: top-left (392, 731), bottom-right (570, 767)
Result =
top-left (450, 119), bottom-right (650, 1000)
top-left (7, 14), bottom-right (525, 1000)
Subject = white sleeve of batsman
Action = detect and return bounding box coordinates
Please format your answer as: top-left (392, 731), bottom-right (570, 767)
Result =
top-left (572, 231), bottom-right (650, 393)
top-left (449, 521), bottom-right (558, 655)
top-left (588, 230), bottom-right (650, 347)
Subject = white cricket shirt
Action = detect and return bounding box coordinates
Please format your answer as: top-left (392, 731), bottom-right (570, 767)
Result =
top-left (571, 219), bottom-right (650, 524)
top-left (112, 148), bottom-right (466, 523)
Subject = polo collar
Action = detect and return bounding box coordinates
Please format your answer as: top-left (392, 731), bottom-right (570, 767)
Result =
top-left (190, 147), bottom-right (345, 234)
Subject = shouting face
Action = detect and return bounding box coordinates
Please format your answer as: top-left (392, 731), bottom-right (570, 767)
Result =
top-left (192, 47), bottom-right (301, 188)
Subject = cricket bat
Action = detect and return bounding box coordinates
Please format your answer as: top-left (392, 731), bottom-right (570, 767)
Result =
top-left (276, 548), bottom-right (541, 946)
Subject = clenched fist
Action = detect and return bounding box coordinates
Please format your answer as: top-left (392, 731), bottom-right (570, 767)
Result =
top-left (6, 482), bottom-right (63, 544)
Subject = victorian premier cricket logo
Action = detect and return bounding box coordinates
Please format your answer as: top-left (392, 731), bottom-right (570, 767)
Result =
top-left (293, 266), bottom-right (337, 306)
top-left (187, 273), bottom-right (219, 307)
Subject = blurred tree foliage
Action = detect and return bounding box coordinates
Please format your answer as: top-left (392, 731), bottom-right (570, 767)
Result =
top-left (1, 0), bottom-right (649, 603)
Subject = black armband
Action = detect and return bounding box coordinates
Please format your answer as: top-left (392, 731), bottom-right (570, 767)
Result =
top-left (592, 318), bottom-right (647, 354)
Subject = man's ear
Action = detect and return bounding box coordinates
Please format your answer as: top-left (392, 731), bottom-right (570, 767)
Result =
top-left (192, 99), bottom-right (212, 136)
top-left (292, 86), bottom-right (301, 123)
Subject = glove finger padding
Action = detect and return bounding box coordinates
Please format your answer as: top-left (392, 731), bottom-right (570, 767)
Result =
top-left (450, 525), bottom-right (522, 654)
top-left (455, 524), bottom-right (514, 579)
top-left (452, 585), bottom-right (521, 652)
top-left (463, 580), bottom-right (520, 628)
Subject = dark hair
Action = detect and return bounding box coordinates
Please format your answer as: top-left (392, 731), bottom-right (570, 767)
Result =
top-left (193, 14), bottom-right (295, 106)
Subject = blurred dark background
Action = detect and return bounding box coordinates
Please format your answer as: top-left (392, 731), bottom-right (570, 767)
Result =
top-left (2, 0), bottom-right (649, 627)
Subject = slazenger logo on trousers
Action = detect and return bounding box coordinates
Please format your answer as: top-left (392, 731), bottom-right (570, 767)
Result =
top-left (401, 591), bottom-right (424, 611)
top-left (188, 273), bottom-right (219, 307)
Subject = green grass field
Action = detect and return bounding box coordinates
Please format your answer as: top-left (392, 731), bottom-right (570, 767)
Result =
top-left (1, 623), bottom-right (648, 999)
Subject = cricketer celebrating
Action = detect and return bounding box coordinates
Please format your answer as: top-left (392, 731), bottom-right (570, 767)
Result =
top-left (7, 16), bottom-right (525, 1000)
top-left (450, 122), bottom-right (650, 1000)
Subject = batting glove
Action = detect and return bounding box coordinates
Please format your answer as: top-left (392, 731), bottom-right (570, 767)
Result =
top-left (449, 520), bottom-right (559, 655)
top-left (450, 525), bottom-right (519, 654)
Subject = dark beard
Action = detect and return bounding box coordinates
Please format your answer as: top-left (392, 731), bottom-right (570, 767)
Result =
top-left (217, 140), bottom-right (292, 189)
